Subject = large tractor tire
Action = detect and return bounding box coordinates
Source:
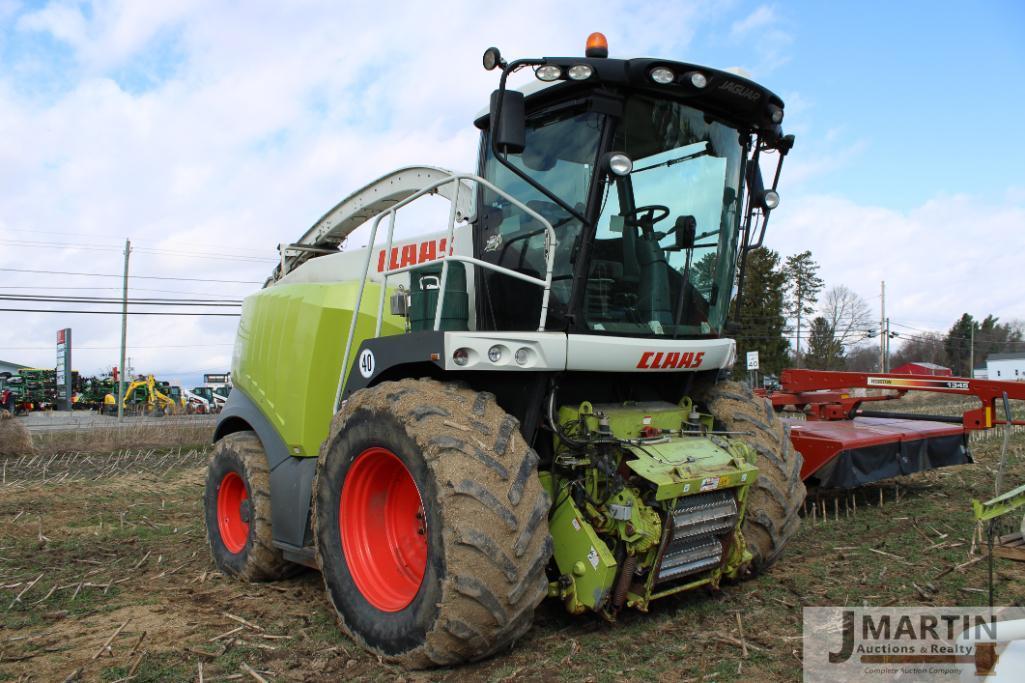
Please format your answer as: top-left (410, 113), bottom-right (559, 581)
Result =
top-left (705, 381), bottom-right (805, 573)
top-left (314, 378), bottom-right (552, 668)
top-left (204, 431), bottom-right (296, 581)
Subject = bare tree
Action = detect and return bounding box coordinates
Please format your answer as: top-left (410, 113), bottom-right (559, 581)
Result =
top-left (889, 331), bottom-right (946, 369)
top-left (845, 344), bottom-right (880, 372)
top-left (820, 285), bottom-right (873, 352)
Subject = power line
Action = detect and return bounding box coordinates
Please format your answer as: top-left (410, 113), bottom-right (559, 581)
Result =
top-left (1, 228), bottom-right (272, 256)
top-left (0, 308), bottom-right (240, 316)
top-left (0, 294), bottom-right (241, 306)
top-left (0, 285), bottom-right (240, 296)
top-left (0, 343), bottom-right (234, 350)
top-left (0, 267), bottom-right (262, 284)
top-left (133, 247), bottom-right (272, 263)
top-left (889, 320), bottom-right (1025, 346)
top-left (0, 240), bottom-right (275, 264)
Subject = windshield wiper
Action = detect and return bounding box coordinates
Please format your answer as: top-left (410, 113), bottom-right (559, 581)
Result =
top-left (632, 142), bottom-right (713, 174)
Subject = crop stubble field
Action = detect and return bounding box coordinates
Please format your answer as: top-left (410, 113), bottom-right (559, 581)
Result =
top-left (1, 399), bottom-right (1024, 682)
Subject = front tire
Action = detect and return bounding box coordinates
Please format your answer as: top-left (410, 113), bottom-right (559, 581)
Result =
top-left (314, 378), bottom-right (552, 668)
top-left (204, 431), bottom-right (295, 581)
top-left (705, 381), bottom-right (805, 573)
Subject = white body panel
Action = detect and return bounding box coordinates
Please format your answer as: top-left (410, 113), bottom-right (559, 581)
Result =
top-left (565, 335), bottom-right (735, 372)
top-left (279, 224), bottom-right (475, 287)
top-left (442, 332), bottom-right (567, 371)
top-left (443, 331), bottom-right (736, 373)
top-left (282, 166), bottom-right (475, 276)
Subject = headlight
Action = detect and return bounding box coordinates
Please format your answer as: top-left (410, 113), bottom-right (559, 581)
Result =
top-left (535, 65), bottom-right (562, 82)
top-left (453, 348), bottom-right (470, 366)
top-left (488, 345), bottom-right (503, 363)
top-left (515, 348), bottom-right (530, 365)
top-left (689, 72), bottom-right (708, 88)
top-left (482, 47), bottom-right (502, 71)
top-left (650, 67), bottom-right (674, 84)
top-left (608, 153), bottom-right (633, 176)
top-left (762, 190), bottom-right (780, 210)
top-left (567, 64), bottom-right (593, 80)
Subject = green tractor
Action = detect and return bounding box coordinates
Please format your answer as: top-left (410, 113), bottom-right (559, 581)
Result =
top-left (205, 33), bottom-right (804, 667)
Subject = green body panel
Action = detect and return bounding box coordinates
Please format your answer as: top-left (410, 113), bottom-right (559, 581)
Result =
top-left (549, 400), bottom-right (758, 615)
top-left (555, 400), bottom-right (758, 501)
top-left (548, 490), bottom-right (618, 613)
top-left (232, 281), bottom-right (404, 456)
top-left (624, 440), bottom-right (758, 501)
top-left (558, 398), bottom-right (708, 440)
top-left (973, 482), bottom-right (1025, 521)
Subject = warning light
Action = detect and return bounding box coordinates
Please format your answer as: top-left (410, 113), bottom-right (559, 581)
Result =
top-left (585, 32), bottom-right (608, 59)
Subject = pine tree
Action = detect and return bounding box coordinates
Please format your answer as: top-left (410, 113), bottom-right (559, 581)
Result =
top-left (732, 248), bottom-right (790, 377)
top-left (945, 314), bottom-right (974, 376)
top-left (783, 251), bottom-right (824, 368)
top-left (805, 316), bottom-right (845, 369)
top-left (945, 314), bottom-right (1025, 375)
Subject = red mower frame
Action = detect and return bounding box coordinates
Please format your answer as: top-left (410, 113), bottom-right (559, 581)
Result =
top-left (760, 370), bottom-right (1025, 488)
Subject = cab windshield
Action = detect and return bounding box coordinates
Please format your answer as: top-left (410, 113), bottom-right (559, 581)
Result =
top-left (586, 96), bottom-right (745, 336)
top-left (477, 107), bottom-right (603, 330)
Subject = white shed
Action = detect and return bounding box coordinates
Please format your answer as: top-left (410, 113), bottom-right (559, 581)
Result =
top-left (987, 352), bottom-right (1025, 381)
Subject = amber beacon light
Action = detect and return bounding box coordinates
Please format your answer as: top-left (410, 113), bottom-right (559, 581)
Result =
top-left (585, 32), bottom-right (609, 58)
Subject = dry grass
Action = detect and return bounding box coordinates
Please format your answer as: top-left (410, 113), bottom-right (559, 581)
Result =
top-left (2, 397), bottom-right (1025, 681)
top-left (1, 437), bottom-right (1020, 682)
top-left (0, 412), bottom-right (33, 457)
top-left (26, 422), bottom-right (214, 457)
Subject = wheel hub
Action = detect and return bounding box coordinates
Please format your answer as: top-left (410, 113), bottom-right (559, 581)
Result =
top-left (339, 447), bottom-right (428, 612)
top-left (239, 498), bottom-right (252, 524)
top-left (216, 471), bottom-right (250, 554)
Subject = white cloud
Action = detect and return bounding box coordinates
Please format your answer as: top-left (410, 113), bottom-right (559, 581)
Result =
top-left (1, 0), bottom-right (716, 376)
top-left (727, 3), bottom-right (792, 73)
top-left (769, 192), bottom-right (1025, 334)
top-left (731, 5), bottom-right (776, 37)
top-left (781, 137), bottom-right (867, 186)
top-left (1, 1), bottom-right (1014, 383)
top-left (16, 2), bottom-right (88, 47)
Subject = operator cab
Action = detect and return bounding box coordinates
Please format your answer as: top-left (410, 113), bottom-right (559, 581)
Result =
top-left (473, 34), bottom-right (792, 339)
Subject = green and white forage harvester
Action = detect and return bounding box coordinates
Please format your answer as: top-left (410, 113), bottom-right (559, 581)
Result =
top-left (205, 33), bottom-right (805, 667)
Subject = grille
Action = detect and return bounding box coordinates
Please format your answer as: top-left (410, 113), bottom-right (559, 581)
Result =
top-left (656, 490), bottom-right (738, 583)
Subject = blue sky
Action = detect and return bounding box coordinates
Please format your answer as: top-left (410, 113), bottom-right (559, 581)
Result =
top-left (763, 1), bottom-right (1025, 208)
top-left (0, 0), bottom-right (1022, 379)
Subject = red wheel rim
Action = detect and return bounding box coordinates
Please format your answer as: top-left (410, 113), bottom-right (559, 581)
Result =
top-left (217, 471), bottom-right (250, 554)
top-left (340, 447), bottom-right (427, 612)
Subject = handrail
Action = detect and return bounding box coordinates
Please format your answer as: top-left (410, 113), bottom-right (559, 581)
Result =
top-left (333, 172), bottom-right (557, 411)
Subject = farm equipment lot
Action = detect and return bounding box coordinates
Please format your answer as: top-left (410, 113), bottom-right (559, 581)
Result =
top-left (2, 420), bottom-right (1024, 681)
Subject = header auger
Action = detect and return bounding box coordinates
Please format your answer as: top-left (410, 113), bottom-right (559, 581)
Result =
top-left (204, 33), bottom-right (803, 667)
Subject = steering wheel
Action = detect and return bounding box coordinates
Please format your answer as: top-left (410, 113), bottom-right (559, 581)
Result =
top-left (623, 204), bottom-right (670, 236)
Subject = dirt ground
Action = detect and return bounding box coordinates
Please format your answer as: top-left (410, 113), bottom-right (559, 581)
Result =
top-left (2, 426), bottom-right (1024, 682)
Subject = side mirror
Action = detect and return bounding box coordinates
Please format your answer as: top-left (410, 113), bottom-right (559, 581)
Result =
top-left (389, 286), bottom-right (409, 317)
top-left (674, 216), bottom-right (696, 250)
top-left (489, 89), bottom-right (525, 154)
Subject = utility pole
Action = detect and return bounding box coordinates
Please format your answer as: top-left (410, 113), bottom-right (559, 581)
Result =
top-left (117, 239), bottom-right (131, 421)
top-left (879, 281), bottom-right (886, 372)
top-left (794, 317), bottom-right (800, 368)
top-left (969, 324), bottom-right (974, 378)
top-left (884, 317), bottom-right (891, 373)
